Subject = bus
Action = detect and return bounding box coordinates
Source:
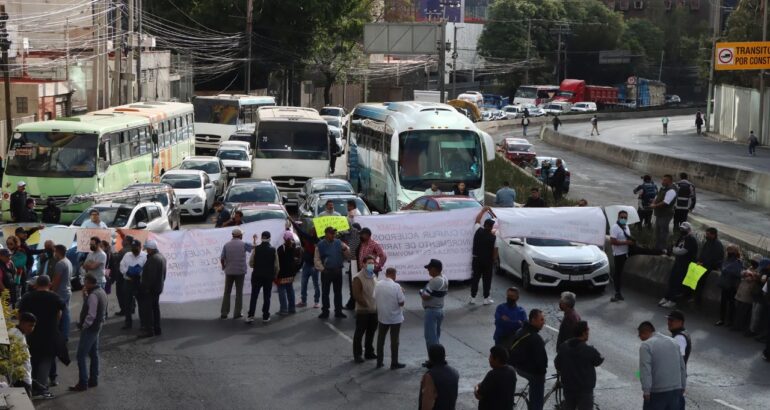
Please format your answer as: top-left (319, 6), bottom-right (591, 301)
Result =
top-left (347, 101), bottom-right (495, 212)
top-left (253, 106), bottom-right (331, 205)
top-left (193, 94), bottom-right (276, 155)
top-left (513, 85), bottom-right (559, 106)
top-left (2, 102), bottom-right (195, 222)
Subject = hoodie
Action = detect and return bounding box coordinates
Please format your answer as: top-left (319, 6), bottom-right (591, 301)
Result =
top-left (554, 338), bottom-right (604, 394)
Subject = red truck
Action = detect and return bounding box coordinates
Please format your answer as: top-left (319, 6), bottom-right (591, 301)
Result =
top-left (553, 79), bottom-right (618, 106)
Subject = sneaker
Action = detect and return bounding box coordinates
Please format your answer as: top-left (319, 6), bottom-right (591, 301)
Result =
top-left (246, 316), bottom-right (255, 324)
top-left (468, 296), bottom-right (477, 305)
top-left (334, 312), bottom-right (348, 319)
top-left (391, 363), bottom-right (406, 370)
top-left (313, 303), bottom-right (321, 309)
top-left (296, 302), bottom-right (307, 308)
top-left (483, 298), bottom-right (494, 305)
top-left (660, 300), bottom-right (677, 309)
top-left (263, 316), bottom-right (271, 323)
top-left (33, 391), bottom-right (55, 399)
top-left (318, 312), bottom-right (329, 319)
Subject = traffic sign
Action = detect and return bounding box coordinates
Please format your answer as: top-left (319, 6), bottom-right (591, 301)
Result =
top-left (715, 41), bottom-right (770, 71)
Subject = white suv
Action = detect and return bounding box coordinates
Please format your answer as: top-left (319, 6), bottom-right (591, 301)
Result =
top-left (160, 170), bottom-right (216, 220)
top-left (71, 201), bottom-right (173, 232)
top-left (570, 102), bottom-right (597, 112)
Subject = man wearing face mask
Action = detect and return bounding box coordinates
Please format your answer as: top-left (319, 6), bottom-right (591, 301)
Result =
top-left (352, 255), bottom-right (379, 363)
top-left (82, 236), bottom-right (108, 289)
top-left (610, 210), bottom-right (634, 302)
top-left (248, 231), bottom-right (279, 324)
top-left (37, 241), bottom-right (56, 277)
top-left (659, 222), bottom-right (699, 309)
top-left (493, 287), bottom-right (527, 347)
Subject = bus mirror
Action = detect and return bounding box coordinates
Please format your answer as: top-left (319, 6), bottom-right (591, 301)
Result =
top-left (151, 132), bottom-right (159, 145)
top-left (389, 131), bottom-right (399, 161)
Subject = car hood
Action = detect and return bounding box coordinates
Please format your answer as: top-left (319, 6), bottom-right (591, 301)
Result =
top-left (527, 245), bottom-right (604, 264)
top-left (222, 159), bottom-right (251, 167)
top-left (173, 188), bottom-right (205, 198)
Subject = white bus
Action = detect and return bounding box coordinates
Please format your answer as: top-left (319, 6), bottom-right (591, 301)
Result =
top-left (513, 85), bottom-right (559, 107)
top-left (348, 101), bottom-right (495, 212)
top-left (253, 106), bottom-right (331, 204)
top-left (193, 94), bottom-right (276, 155)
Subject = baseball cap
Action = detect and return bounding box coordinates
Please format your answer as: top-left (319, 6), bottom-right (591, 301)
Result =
top-left (232, 228), bottom-right (243, 237)
top-left (424, 259), bottom-right (443, 271)
top-left (144, 239), bottom-right (158, 250)
top-left (483, 218), bottom-right (495, 228)
top-left (679, 222), bottom-right (692, 232)
top-left (261, 231), bottom-right (271, 240)
top-left (17, 181), bottom-right (26, 187)
top-left (666, 310), bottom-right (685, 322)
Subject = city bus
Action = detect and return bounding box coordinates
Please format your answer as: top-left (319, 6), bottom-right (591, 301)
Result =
top-left (2, 102), bottom-right (195, 222)
top-left (347, 101), bottom-right (495, 212)
top-left (513, 85), bottom-right (559, 106)
top-left (193, 94), bottom-right (276, 155)
top-left (253, 106), bottom-right (331, 205)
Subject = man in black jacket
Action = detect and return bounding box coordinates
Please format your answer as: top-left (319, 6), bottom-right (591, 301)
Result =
top-left (508, 309), bottom-right (547, 410)
top-left (555, 321), bottom-right (604, 410)
top-left (248, 231), bottom-right (278, 324)
top-left (138, 240), bottom-right (167, 338)
top-left (41, 198), bottom-right (61, 224)
top-left (659, 222), bottom-right (699, 309)
top-left (10, 181), bottom-right (27, 222)
top-left (551, 159), bottom-right (567, 202)
top-left (694, 227), bottom-right (723, 305)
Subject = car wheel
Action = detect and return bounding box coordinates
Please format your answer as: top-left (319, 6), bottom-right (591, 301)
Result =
top-left (521, 262), bottom-right (532, 290)
top-left (199, 205), bottom-right (209, 222)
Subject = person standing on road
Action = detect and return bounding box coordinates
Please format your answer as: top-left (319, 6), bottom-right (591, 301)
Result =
top-left (555, 321), bottom-right (604, 410)
top-left (637, 321), bottom-right (687, 410)
top-left (10, 181), bottom-right (28, 223)
top-left (470, 207), bottom-right (497, 306)
top-left (610, 210), bottom-right (633, 302)
top-left (48, 245), bottom-right (72, 386)
top-left (662, 116), bottom-right (669, 135)
top-left (524, 187), bottom-right (546, 208)
top-left (634, 175), bottom-right (658, 228)
top-left (419, 344), bottom-right (459, 410)
top-left (213, 201), bottom-right (231, 228)
top-left (248, 231), bottom-right (278, 324)
top-left (474, 345), bottom-right (517, 410)
top-left (352, 255), bottom-right (379, 364)
top-left (590, 115), bottom-right (599, 136)
top-left (557, 292), bottom-right (581, 348)
top-left (674, 173), bottom-right (696, 229)
top-left (295, 222), bottom-right (321, 309)
top-left (508, 309), bottom-right (547, 410)
top-left (552, 115), bottom-right (562, 132)
top-left (733, 256), bottom-right (762, 334)
top-left (493, 287), bottom-right (527, 346)
top-left (521, 116), bottom-right (530, 137)
top-left (277, 231), bottom-right (301, 315)
top-left (425, 182), bottom-right (443, 196)
top-left (69, 274), bottom-right (108, 393)
top-left (343, 223), bottom-right (361, 310)
top-left (357, 227), bottom-right (387, 278)
top-left (375, 267), bottom-right (406, 370)
top-left (667, 310), bottom-right (692, 367)
top-left (650, 174), bottom-right (677, 251)
top-left (315, 226), bottom-right (351, 319)
top-left (421, 259), bottom-right (449, 366)
top-left (495, 181), bottom-right (516, 207)
top-left (716, 245), bottom-right (742, 327)
top-left (220, 229), bottom-right (255, 319)
top-left (83, 236), bottom-right (108, 289)
top-left (695, 227), bottom-right (724, 305)
top-left (111, 235), bottom-right (133, 317)
top-left (119, 239), bottom-right (146, 330)
top-left (659, 222), bottom-right (699, 309)
top-left (695, 111), bottom-right (704, 135)
top-left (138, 240), bottom-right (166, 337)
top-left (748, 130), bottom-right (760, 156)
top-left (551, 159), bottom-right (567, 202)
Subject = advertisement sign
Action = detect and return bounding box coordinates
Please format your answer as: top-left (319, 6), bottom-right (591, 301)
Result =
top-left (715, 42), bottom-right (770, 71)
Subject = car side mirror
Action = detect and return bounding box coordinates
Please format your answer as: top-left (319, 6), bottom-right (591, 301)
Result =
top-left (509, 239), bottom-right (523, 246)
top-left (137, 222), bottom-right (148, 230)
top-left (205, 183), bottom-right (213, 189)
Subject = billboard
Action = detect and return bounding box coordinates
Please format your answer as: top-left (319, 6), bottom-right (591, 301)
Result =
top-left (415, 0), bottom-right (465, 23)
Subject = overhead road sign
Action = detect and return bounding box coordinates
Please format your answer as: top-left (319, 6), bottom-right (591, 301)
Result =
top-left (364, 23), bottom-right (440, 55)
top-left (715, 41), bottom-right (770, 71)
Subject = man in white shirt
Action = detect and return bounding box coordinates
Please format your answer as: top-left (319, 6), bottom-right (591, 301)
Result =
top-left (609, 210), bottom-right (633, 303)
top-left (374, 267), bottom-right (406, 370)
top-left (119, 239), bottom-right (147, 330)
top-left (424, 183), bottom-right (442, 196)
top-left (81, 209), bottom-right (108, 229)
top-left (319, 200), bottom-right (341, 216)
top-left (346, 199), bottom-right (361, 225)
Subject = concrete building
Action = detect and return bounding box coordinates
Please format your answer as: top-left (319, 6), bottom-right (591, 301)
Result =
top-left (0, 79), bottom-right (72, 153)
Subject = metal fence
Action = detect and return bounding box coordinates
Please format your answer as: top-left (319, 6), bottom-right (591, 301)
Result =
top-left (713, 83), bottom-right (770, 144)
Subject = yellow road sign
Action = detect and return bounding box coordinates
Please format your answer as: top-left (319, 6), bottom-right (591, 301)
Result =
top-left (715, 41), bottom-right (770, 71)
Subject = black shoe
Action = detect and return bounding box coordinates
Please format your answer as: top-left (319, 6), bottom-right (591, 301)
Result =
top-left (318, 312), bottom-right (330, 319)
top-left (137, 331), bottom-right (153, 339)
top-left (48, 379), bottom-right (58, 387)
top-left (354, 357), bottom-right (365, 364)
top-left (334, 312), bottom-right (347, 319)
top-left (88, 380), bottom-right (98, 388)
top-left (391, 363), bottom-right (406, 370)
top-left (376, 362), bottom-right (384, 369)
top-left (364, 353), bottom-right (378, 360)
top-left (121, 324), bottom-right (132, 330)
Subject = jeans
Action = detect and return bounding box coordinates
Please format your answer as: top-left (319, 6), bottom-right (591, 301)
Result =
top-left (654, 214), bottom-right (672, 251)
top-left (423, 307), bottom-right (444, 352)
top-left (321, 268), bottom-right (343, 314)
top-left (114, 273), bottom-right (127, 313)
top-left (673, 210), bottom-right (689, 231)
top-left (719, 287), bottom-right (737, 324)
top-left (353, 312), bottom-right (378, 359)
top-left (124, 279), bottom-right (140, 327)
top-left (613, 254), bottom-right (628, 295)
top-left (643, 389), bottom-right (683, 410)
top-left (470, 260), bottom-right (493, 299)
top-left (221, 274), bottom-right (245, 317)
top-left (139, 291), bottom-right (162, 334)
top-left (50, 294), bottom-right (71, 381)
top-left (520, 371), bottom-right (544, 410)
top-left (30, 353), bottom-right (54, 394)
top-left (750, 143), bottom-right (758, 155)
top-left (733, 301), bottom-right (752, 332)
top-left (300, 262), bottom-right (320, 304)
top-left (563, 389), bottom-right (593, 410)
top-left (248, 277), bottom-right (273, 320)
top-left (522, 125), bottom-right (528, 136)
top-left (76, 327), bottom-right (100, 386)
top-left (277, 283), bottom-right (296, 313)
top-left (665, 266), bottom-right (686, 301)
top-left (377, 322), bottom-right (401, 366)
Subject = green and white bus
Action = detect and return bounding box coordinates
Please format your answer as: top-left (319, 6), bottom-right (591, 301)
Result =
top-left (347, 101), bottom-right (495, 212)
top-left (2, 102), bottom-right (195, 222)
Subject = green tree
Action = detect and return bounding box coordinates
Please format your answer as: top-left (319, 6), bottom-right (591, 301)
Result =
top-left (478, 0), bottom-right (564, 60)
top-left (720, 0), bottom-right (765, 87)
top-left (620, 18), bottom-right (665, 78)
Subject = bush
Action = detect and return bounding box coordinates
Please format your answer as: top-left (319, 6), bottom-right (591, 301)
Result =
top-left (486, 153), bottom-right (577, 206)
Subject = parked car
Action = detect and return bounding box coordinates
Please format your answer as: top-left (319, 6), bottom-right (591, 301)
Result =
top-left (496, 236), bottom-right (610, 290)
top-left (502, 105), bottom-right (524, 120)
top-left (665, 94), bottom-right (681, 105)
top-left (500, 137), bottom-right (536, 166)
top-left (235, 202), bottom-right (301, 243)
top-left (570, 102), bottom-right (597, 112)
top-left (220, 178), bottom-right (284, 212)
top-left (521, 104), bottom-right (546, 117)
top-left (219, 140), bottom-right (252, 156)
top-left (530, 156), bottom-right (571, 193)
top-left (541, 102), bottom-right (572, 115)
top-left (71, 201), bottom-right (173, 232)
top-left (319, 106), bottom-right (346, 118)
top-left (401, 195), bottom-right (482, 211)
top-left (179, 156), bottom-right (227, 196)
top-left (298, 178), bottom-right (355, 212)
top-left (216, 147), bottom-right (253, 178)
top-left (228, 131), bottom-right (256, 151)
top-left (123, 183), bottom-right (182, 230)
top-left (160, 170), bottom-right (216, 220)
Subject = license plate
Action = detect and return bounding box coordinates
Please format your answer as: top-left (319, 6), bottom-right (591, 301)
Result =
top-left (228, 172), bottom-right (236, 177)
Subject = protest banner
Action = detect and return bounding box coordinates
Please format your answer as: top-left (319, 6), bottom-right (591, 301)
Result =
top-left (682, 263), bottom-right (708, 290)
top-left (493, 207), bottom-right (607, 247)
top-left (38, 228), bottom-right (77, 249)
top-left (114, 229), bottom-right (150, 251)
top-left (313, 215), bottom-right (350, 236)
top-left (76, 228), bottom-right (112, 251)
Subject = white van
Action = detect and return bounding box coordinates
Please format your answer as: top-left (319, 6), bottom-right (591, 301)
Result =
top-left (570, 102), bottom-right (598, 112)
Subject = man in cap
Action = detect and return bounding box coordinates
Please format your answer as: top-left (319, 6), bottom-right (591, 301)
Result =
top-left (248, 231), bottom-right (278, 324)
top-left (81, 209), bottom-right (108, 229)
top-left (138, 240), bottom-right (166, 337)
top-left (119, 239), bottom-right (147, 330)
top-left (470, 207), bottom-right (497, 305)
top-left (659, 222), bottom-right (698, 309)
top-left (314, 226), bottom-right (351, 319)
top-left (10, 181), bottom-right (27, 222)
top-left (419, 344), bottom-right (459, 410)
top-left (667, 310), bottom-right (692, 367)
top-left (220, 228), bottom-right (255, 319)
top-left (421, 259), bottom-right (448, 367)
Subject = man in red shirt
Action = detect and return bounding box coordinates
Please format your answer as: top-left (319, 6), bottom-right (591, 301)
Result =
top-left (357, 228), bottom-right (387, 276)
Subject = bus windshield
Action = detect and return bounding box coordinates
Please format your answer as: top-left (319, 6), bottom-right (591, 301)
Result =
top-left (398, 130), bottom-right (481, 190)
top-left (256, 122), bottom-right (329, 160)
top-left (515, 87), bottom-right (537, 99)
top-left (194, 99), bottom-right (240, 125)
top-left (5, 132), bottom-right (98, 177)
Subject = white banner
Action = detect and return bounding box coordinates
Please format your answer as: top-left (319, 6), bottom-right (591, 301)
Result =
top-left (493, 207), bottom-right (607, 247)
top-left (356, 208), bottom-right (480, 282)
top-left (156, 220), bottom-right (287, 303)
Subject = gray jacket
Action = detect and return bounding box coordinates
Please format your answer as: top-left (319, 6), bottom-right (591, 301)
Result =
top-left (221, 239), bottom-right (254, 276)
top-left (639, 333), bottom-right (687, 394)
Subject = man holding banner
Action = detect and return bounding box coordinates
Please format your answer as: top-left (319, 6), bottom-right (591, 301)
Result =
top-left (220, 229), bottom-right (256, 320)
top-left (315, 227), bottom-right (351, 319)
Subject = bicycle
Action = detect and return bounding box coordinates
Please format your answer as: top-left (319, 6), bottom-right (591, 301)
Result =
top-left (513, 373), bottom-right (561, 410)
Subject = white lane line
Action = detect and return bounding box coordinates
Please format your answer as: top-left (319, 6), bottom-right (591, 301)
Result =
top-left (325, 322), bottom-right (353, 343)
top-left (713, 399), bottom-right (745, 410)
top-left (544, 324), bottom-right (559, 333)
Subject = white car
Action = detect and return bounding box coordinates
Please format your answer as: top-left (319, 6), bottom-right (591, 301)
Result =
top-left (71, 201), bottom-right (173, 232)
top-left (570, 102), bottom-right (597, 112)
top-left (541, 102), bottom-right (572, 115)
top-left (502, 105), bottom-right (524, 120)
top-left (160, 170), bottom-right (216, 220)
top-left (457, 92), bottom-right (483, 106)
top-left (179, 156), bottom-right (227, 196)
top-left (220, 140), bottom-right (252, 155)
top-left (497, 237), bottom-right (610, 290)
top-left (216, 147), bottom-right (253, 178)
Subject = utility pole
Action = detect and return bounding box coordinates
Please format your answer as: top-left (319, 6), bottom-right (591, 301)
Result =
top-left (127, 0), bottom-right (134, 103)
top-left (555, 30), bottom-right (561, 84)
top-left (551, 23), bottom-right (571, 84)
top-left (136, 0), bottom-right (143, 101)
top-left (451, 24), bottom-right (459, 100)
top-left (245, 0), bottom-right (253, 94)
top-left (658, 50), bottom-right (664, 82)
top-left (705, 0), bottom-right (721, 133)
top-left (524, 19), bottom-right (531, 85)
top-left (759, 0), bottom-right (768, 142)
top-left (0, 6), bottom-right (11, 142)
top-left (65, 18), bottom-right (70, 83)
top-left (438, 20), bottom-right (446, 103)
top-left (113, 0), bottom-right (123, 106)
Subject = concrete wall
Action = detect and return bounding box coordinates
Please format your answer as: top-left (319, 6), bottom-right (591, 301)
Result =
top-left (714, 84), bottom-right (770, 145)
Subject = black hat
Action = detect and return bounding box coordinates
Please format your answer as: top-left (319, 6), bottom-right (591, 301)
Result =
top-left (666, 310), bottom-right (685, 322)
top-left (131, 239), bottom-right (142, 248)
top-left (424, 259), bottom-right (443, 271)
top-left (261, 231), bottom-right (271, 239)
top-left (483, 218), bottom-right (495, 228)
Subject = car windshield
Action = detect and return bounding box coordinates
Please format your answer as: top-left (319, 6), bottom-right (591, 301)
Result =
top-left (439, 199), bottom-right (481, 210)
top-left (241, 209), bottom-right (286, 223)
top-left (398, 130), bottom-right (482, 191)
top-left (5, 132), bottom-right (98, 177)
top-left (217, 150), bottom-right (248, 161)
top-left (312, 183), bottom-right (353, 194)
top-left (73, 206), bottom-right (133, 228)
top-left (180, 160), bottom-right (220, 175)
top-left (161, 174), bottom-right (202, 189)
top-left (324, 118), bottom-right (341, 128)
top-left (320, 108), bottom-right (343, 116)
top-left (507, 144), bottom-right (531, 152)
top-left (526, 238), bottom-right (574, 247)
top-left (316, 198), bottom-right (367, 216)
top-left (225, 184), bottom-right (277, 203)
top-left (256, 121), bottom-right (329, 160)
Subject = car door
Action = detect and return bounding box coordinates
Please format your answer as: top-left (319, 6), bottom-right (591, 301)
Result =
top-left (501, 237), bottom-right (526, 278)
top-left (146, 204), bottom-right (169, 232)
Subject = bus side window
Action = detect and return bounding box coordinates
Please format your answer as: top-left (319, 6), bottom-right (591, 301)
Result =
top-left (110, 133), bottom-right (122, 164)
top-left (98, 141), bottom-right (109, 173)
top-left (120, 131), bottom-right (131, 160)
top-left (130, 128), bottom-right (141, 156)
top-left (139, 127), bottom-right (149, 155)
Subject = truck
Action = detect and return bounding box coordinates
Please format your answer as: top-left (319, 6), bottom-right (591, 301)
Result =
top-left (617, 78), bottom-right (666, 108)
top-left (552, 79), bottom-right (618, 108)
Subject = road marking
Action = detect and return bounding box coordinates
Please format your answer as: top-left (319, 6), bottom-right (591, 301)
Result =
top-left (544, 324), bottom-right (559, 333)
top-left (325, 322), bottom-right (353, 343)
top-left (713, 399), bottom-right (744, 410)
